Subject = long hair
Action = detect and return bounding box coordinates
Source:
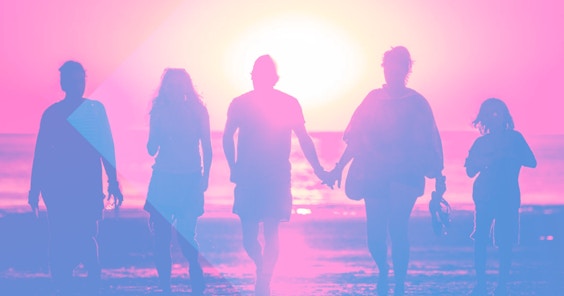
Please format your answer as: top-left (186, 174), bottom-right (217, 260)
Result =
top-left (150, 68), bottom-right (203, 115)
top-left (472, 98), bottom-right (514, 134)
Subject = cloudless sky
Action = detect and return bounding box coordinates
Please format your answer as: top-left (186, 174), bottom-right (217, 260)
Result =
top-left (1, 0), bottom-right (563, 135)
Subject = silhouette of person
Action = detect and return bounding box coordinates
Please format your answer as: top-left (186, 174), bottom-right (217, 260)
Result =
top-left (465, 98), bottom-right (536, 296)
top-left (28, 60), bottom-right (123, 295)
top-left (327, 46), bottom-right (446, 296)
top-left (143, 68), bottom-right (211, 295)
top-left (223, 55), bottom-right (327, 296)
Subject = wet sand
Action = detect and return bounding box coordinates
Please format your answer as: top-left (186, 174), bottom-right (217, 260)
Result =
top-left (1, 205), bottom-right (562, 295)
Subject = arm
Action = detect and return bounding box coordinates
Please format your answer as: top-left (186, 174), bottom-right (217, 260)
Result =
top-left (293, 125), bottom-right (325, 180)
top-left (98, 104), bottom-right (123, 207)
top-left (223, 111), bottom-right (238, 183)
top-left (200, 109), bottom-right (212, 191)
top-left (147, 113), bottom-right (159, 156)
top-left (519, 134), bottom-right (537, 168)
top-left (329, 144), bottom-right (354, 188)
top-left (464, 140), bottom-right (482, 178)
top-left (29, 112), bottom-right (49, 215)
top-left (465, 160), bottom-right (480, 178)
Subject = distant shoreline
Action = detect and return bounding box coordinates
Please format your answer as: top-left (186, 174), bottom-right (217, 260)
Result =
top-left (1, 203), bottom-right (562, 220)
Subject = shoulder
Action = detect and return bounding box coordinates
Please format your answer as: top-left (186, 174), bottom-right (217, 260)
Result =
top-left (405, 88), bottom-right (429, 105)
top-left (83, 98), bottom-right (107, 112)
top-left (231, 91), bottom-right (253, 105)
top-left (469, 134), bottom-right (486, 148)
top-left (43, 101), bottom-right (63, 115)
top-left (41, 100), bottom-right (68, 120)
top-left (357, 89), bottom-right (385, 108)
top-left (274, 89), bottom-right (301, 105)
top-left (194, 102), bottom-right (209, 119)
top-left (366, 88), bottom-right (385, 100)
top-left (506, 129), bottom-right (528, 143)
top-left (508, 129), bottom-right (524, 138)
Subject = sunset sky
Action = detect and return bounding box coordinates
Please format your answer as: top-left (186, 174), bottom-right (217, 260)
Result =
top-left (1, 0), bottom-right (563, 135)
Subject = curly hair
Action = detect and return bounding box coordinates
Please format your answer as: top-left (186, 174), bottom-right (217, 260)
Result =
top-left (472, 98), bottom-right (515, 134)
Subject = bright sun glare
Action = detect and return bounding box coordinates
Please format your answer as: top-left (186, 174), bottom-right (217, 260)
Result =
top-left (225, 15), bottom-right (363, 108)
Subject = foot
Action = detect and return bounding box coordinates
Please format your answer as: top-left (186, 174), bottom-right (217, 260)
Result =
top-left (255, 273), bottom-right (271, 296)
top-left (469, 283), bottom-right (488, 296)
top-left (189, 264), bottom-right (205, 295)
top-left (376, 274), bottom-right (389, 295)
top-left (159, 278), bottom-right (171, 294)
top-left (394, 282), bottom-right (405, 296)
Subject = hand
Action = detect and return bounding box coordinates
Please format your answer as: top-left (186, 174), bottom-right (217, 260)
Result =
top-left (28, 190), bottom-right (39, 218)
top-left (148, 214), bottom-right (155, 233)
top-left (329, 165), bottom-right (344, 189)
top-left (107, 180), bottom-right (124, 210)
top-left (316, 169), bottom-right (334, 189)
top-left (320, 163), bottom-right (344, 190)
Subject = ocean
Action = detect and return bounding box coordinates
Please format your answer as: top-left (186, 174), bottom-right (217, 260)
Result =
top-left (1, 131), bottom-right (563, 295)
top-left (1, 131), bottom-right (562, 214)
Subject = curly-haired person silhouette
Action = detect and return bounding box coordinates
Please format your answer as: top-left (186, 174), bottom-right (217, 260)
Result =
top-left (465, 98), bottom-right (536, 296)
top-left (144, 68), bottom-right (211, 295)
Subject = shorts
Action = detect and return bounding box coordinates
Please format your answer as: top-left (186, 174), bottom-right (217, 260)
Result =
top-left (233, 178), bottom-right (292, 222)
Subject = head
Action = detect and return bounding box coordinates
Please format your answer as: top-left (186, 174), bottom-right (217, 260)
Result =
top-left (382, 46), bottom-right (412, 87)
top-left (151, 68), bottom-right (201, 113)
top-left (156, 68), bottom-right (200, 102)
top-left (251, 55), bottom-right (279, 90)
top-left (472, 98), bottom-right (515, 134)
top-left (59, 60), bottom-right (86, 97)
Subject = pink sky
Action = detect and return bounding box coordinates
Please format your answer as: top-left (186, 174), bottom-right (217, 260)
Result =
top-left (1, 0), bottom-right (563, 135)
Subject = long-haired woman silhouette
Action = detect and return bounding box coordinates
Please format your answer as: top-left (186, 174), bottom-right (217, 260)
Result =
top-left (144, 68), bottom-right (212, 294)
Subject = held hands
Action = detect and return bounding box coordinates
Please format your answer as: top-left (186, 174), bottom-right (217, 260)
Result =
top-left (315, 163), bottom-right (343, 190)
top-left (107, 180), bottom-right (124, 210)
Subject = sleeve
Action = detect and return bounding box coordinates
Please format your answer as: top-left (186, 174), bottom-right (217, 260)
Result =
top-left (464, 140), bottom-right (479, 168)
top-left (423, 98), bottom-right (444, 176)
top-left (407, 95), bottom-right (444, 177)
top-left (515, 132), bottom-right (536, 167)
top-left (343, 91), bottom-right (375, 152)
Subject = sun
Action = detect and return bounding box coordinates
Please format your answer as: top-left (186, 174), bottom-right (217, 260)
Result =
top-left (225, 15), bottom-right (363, 108)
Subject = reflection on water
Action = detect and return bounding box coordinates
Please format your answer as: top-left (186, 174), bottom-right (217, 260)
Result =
top-left (1, 131), bottom-right (563, 211)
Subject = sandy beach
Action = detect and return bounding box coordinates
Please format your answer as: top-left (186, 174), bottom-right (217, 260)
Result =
top-left (1, 204), bottom-right (562, 295)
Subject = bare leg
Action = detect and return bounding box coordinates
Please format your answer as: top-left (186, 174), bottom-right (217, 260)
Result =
top-left (240, 218), bottom-right (264, 277)
top-left (471, 207), bottom-right (492, 295)
top-left (176, 215), bottom-right (205, 294)
top-left (388, 192), bottom-right (417, 296)
top-left (151, 212), bottom-right (173, 291)
top-left (364, 198), bottom-right (390, 296)
top-left (254, 219), bottom-right (280, 296)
